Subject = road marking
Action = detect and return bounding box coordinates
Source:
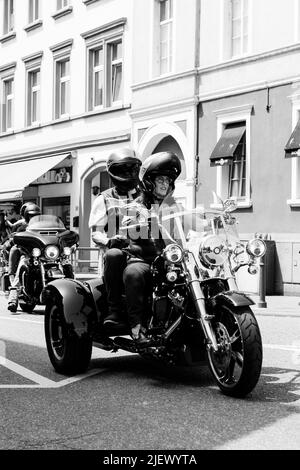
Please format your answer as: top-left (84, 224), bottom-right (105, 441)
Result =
top-left (0, 355), bottom-right (105, 388)
top-left (264, 344), bottom-right (300, 352)
top-left (0, 316), bottom-right (43, 324)
top-left (0, 342), bottom-right (298, 390)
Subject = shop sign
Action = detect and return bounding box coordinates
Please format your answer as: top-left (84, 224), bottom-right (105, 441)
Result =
top-left (32, 167), bottom-right (72, 185)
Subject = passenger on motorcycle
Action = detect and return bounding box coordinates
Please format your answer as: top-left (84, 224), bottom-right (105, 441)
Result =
top-left (118, 152), bottom-right (183, 346)
top-left (7, 203), bottom-right (41, 313)
top-left (88, 148), bottom-right (142, 325)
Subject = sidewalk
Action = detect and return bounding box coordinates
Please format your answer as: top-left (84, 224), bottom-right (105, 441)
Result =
top-left (250, 294), bottom-right (300, 317)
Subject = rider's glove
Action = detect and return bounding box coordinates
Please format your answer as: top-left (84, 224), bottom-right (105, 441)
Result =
top-left (107, 235), bottom-right (129, 250)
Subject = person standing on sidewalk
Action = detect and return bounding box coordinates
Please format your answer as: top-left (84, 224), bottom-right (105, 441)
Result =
top-left (88, 148), bottom-right (142, 325)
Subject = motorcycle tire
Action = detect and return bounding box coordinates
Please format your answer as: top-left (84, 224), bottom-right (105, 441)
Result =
top-left (207, 305), bottom-right (262, 398)
top-left (19, 300), bottom-right (36, 313)
top-left (44, 294), bottom-right (92, 375)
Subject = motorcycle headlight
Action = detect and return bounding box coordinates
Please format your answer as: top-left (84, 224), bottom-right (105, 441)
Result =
top-left (163, 244), bottom-right (183, 264)
top-left (45, 245), bottom-right (60, 261)
top-left (199, 234), bottom-right (227, 268)
top-left (246, 238), bottom-right (266, 258)
top-left (32, 248), bottom-right (41, 258)
top-left (63, 247), bottom-right (72, 256)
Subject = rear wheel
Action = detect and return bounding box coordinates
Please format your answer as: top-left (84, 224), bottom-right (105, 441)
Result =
top-left (44, 295), bottom-right (92, 375)
top-left (207, 305), bottom-right (262, 398)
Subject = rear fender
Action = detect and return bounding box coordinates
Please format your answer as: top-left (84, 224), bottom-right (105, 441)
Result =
top-left (43, 279), bottom-right (97, 338)
top-left (211, 291), bottom-right (255, 309)
top-left (84, 278), bottom-right (108, 322)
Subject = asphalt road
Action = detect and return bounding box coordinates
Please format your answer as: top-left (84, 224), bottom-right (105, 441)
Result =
top-left (0, 292), bottom-right (299, 451)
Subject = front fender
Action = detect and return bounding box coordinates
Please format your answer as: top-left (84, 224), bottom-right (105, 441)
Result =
top-left (211, 290), bottom-right (255, 309)
top-left (43, 279), bottom-right (97, 338)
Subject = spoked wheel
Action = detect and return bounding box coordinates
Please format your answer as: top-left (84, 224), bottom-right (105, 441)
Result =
top-left (207, 306), bottom-right (262, 397)
top-left (45, 296), bottom-right (92, 375)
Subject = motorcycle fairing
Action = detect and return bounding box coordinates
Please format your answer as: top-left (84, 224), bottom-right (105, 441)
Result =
top-left (14, 231), bottom-right (61, 252)
top-left (43, 279), bottom-right (97, 338)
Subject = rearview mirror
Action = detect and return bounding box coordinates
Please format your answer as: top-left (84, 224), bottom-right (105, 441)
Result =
top-left (223, 198), bottom-right (237, 213)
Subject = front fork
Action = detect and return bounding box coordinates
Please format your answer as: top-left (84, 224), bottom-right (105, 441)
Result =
top-left (183, 253), bottom-right (220, 352)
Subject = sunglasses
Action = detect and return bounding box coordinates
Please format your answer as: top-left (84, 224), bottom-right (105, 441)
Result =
top-left (154, 176), bottom-right (172, 185)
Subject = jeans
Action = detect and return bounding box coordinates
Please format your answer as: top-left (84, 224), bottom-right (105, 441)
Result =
top-left (8, 245), bottom-right (21, 277)
top-left (123, 261), bottom-right (152, 328)
top-left (104, 248), bottom-right (152, 328)
top-left (103, 248), bottom-right (127, 316)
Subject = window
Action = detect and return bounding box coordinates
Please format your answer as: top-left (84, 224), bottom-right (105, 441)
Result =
top-left (230, 0), bottom-right (249, 57)
top-left (23, 51), bottom-right (43, 125)
top-left (110, 41), bottom-right (123, 103)
top-left (88, 39), bottom-right (123, 110)
top-left (53, 0), bottom-right (72, 19)
top-left (27, 69), bottom-right (40, 125)
top-left (57, 0), bottom-right (69, 10)
top-left (29, 0), bottom-right (39, 23)
top-left (50, 40), bottom-right (72, 119)
top-left (91, 47), bottom-right (104, 108)
top-left (286, 96), bottom-right (300, 206)
top-left (55, 59), bottom-right (70, 118)
top-left (159, 0), bottom-right (173, 75)
top-left (2, 77), bottom-right (14, 132)
top-left (82, 19), bottom-right (125, 111)
top-left (228, 130), bottom-right (246, 198)
top-left (211, 105), bottom-right (252, 209)
top-left (3, 0), bottom-right (14, 34)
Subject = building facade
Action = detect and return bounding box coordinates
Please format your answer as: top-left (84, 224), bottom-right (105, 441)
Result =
top-left (1, 0), bottom-right (300, 293)
top-left (197, 0), bottom-right (300, 294)
top-left (131, 0), bottom-right (200, 209)
top-left (0, 0), bottom-right (133, 250)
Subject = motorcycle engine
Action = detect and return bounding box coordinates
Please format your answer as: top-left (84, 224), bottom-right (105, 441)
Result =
top-left (153, 295), bottom-right (169, 325)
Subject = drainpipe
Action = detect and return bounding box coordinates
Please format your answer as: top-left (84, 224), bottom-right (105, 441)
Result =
top-left (194, 0), bottom-right (201, 208)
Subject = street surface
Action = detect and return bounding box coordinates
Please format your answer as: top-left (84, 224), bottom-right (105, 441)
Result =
top-left (0, 292), bottom-right (299, 450)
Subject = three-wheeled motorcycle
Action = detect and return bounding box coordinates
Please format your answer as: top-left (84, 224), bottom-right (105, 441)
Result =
top-left (43, 198), bottom-right (265, 398)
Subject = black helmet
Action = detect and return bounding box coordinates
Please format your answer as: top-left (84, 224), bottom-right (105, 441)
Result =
top-left (106, 148), bottom-right (141, 192)
top-left (24, 203), bottom-right (41, 223)
top-left (139, 152), bottom-right (181, 196)
top-left (20, 202), bottom-right (33, 218)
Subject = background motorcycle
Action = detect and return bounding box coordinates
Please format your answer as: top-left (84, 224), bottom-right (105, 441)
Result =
top-left (0, 245), bottom-right (10, 293)
top-left (43, 199), bottom-right (265, 398)
top-left (14, 214), bottom-right (78, 313)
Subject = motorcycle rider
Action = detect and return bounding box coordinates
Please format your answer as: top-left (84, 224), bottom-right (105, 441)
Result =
top-left (4, 202), bottom-right (33, 283)
top-left (120, 152), bottom-right (182, 345)
top-left (7, 203), bottom-right (41, 313)
top-left (88, 148), bottom-right (142, 325)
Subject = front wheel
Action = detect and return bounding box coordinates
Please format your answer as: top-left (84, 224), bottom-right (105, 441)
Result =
top-left (207, 306), bottom-right (262, 398)
top-left (44, 295), bottom-right (92, 375)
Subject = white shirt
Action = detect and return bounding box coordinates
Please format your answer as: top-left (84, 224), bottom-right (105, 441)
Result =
top-left (88, 188), bottom-right (138, 247)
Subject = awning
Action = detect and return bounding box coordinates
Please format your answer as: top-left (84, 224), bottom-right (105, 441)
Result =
top-left (0, 153), bottom-right (70, 201)
top-left (285, 119), bottom-right (300, 157)
top-left (210, 123), bottom-right (246, 166)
